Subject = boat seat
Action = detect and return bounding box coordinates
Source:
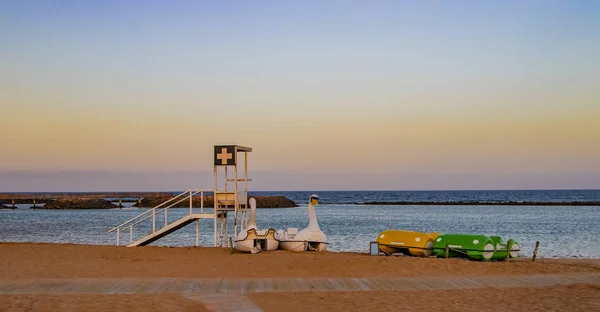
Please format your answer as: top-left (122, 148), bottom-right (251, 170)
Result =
top-left (286, 227), bottom-right (298, 239)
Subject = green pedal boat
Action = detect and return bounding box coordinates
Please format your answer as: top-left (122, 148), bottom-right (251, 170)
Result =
top-left (432, 234), bottom-right (520, 261)
top-left (489, 236), bottom-right (520, 260)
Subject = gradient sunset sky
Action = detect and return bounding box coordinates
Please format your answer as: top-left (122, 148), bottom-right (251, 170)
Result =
top-left (1, 1), bottom-right (599, 191)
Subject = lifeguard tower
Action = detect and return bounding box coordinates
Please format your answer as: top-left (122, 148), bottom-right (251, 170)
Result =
top-left (108, 145), bottom-right (253, 248)
top-left (213, 145), bottom-right (253, 246)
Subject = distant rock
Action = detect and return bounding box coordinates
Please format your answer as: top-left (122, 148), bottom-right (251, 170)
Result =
top-left (40, 199), bottom-right (117, 210)
top-left (355, 201), bottom-right (600, 206)
top-left (136, 195), bottom-right (298, 208)
top-left (0, 204), bottom-right (15, 210)
top-left (253, 196), bottom-right (298, 208)
top-left (0, 192), bottom-right (172, 200)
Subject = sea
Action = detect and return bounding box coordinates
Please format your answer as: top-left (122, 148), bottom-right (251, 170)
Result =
top-left (1, 190), bottom-right (599, 259)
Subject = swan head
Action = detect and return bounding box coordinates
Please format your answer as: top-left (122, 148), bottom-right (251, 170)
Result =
top-left (310, 194), bottom-right (319, 205)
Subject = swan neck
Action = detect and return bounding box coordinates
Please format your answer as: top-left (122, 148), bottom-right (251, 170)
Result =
top-left (248, 201), bottom-right (257, 229)
top-left (308, 202), bottom-right (320, 230)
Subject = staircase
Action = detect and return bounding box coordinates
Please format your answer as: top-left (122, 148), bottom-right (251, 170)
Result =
top-left (129, 214), bottom-right (208, 246)
top-left (108, 189), bottom-right (217, 247)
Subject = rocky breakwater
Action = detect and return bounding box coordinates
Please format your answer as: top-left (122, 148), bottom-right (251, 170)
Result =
top-left (40, 198), bottom-right (118, 210)
top-left (354, 201), bottom-right (600, 206)
top-left (136, 195), bottom-right (298, 208)
top-left (0, 199), bottom-right (53, 205)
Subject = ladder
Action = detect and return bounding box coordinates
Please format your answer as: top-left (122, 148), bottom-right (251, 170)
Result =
top-left (108, 189), bottom-right (221, 247)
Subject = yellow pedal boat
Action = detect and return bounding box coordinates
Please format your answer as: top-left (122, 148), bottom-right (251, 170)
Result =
top-left (376, 230), bottom-right (439, 257)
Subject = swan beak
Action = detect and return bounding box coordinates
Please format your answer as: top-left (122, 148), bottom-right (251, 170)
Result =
top-left (311, 198), bottom-right (319, 205)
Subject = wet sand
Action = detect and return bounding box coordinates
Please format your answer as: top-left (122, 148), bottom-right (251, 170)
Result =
top-left (2, 242), bottom-right (599, 279)
top-left (1, 242), bottom-right (599, 311)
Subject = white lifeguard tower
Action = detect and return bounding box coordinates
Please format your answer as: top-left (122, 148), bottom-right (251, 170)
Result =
top-left (108, 144), bottom-right (253, 248)
top-left (213, 145), bottom-right (253, 246)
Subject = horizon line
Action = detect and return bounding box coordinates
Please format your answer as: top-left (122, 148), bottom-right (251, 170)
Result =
top-left (2, 188), bottom-right (599, 193)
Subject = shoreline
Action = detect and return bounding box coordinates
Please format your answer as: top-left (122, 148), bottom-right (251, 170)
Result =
top-left (2, 240), bottom-right (600, 261)
top-left (2, 241), bottom-right (600, 260)
top-left (0, 241), bottom-right (600, 279)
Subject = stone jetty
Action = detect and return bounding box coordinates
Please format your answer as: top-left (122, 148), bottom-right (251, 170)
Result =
top-left (0, 199), bottom-right (53, 205)
top-left (0, 192), bottom-right (172, 200)
top-left (137, 195), bottom-right (297, 208)
top-left (40, 199), bottom-right (118, 210)
top-left (355, 201), bottom-right (600, 206)
top-left (0, 192), bottom-right (298, 209)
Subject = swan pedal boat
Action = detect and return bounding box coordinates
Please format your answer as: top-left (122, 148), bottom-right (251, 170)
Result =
top-left (276, 194), bottom-right (328, 252)
top-left (376, 230), bottom-right (439, 257)
top-left (234, 198), bottom-right (279, 253)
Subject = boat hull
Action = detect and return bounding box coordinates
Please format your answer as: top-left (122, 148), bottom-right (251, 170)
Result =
top-left (432, 234), bottom-right (520, 261)
top-left (489, 236), bottom-right (520, 260)
top-left (279, 240), bottom-right (328, 252)
top-left (432, 234), bottom-right (496, 261)
top-left (376, 230), bottom-right (437, 257)
top-left (234, 228), bottom-right (279, 253)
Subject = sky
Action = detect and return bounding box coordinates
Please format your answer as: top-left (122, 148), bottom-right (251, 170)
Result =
top-left (1, 1), bottom-right (599, 191)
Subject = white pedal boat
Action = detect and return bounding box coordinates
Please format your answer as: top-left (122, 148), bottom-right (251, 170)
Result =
top-left (234, 198), bottom-right (279, 253)
top-left (276, 194), bottom-right (328, 252)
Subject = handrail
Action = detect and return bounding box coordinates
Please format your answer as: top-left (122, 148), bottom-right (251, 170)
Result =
top-left (108, 189), bottom-right (210, 233)
top-left (126, 190), bottom-right (202, 229)
top-left (108, 191), bottom-right (186, 233)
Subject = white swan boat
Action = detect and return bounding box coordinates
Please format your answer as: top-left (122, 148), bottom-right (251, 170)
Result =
top-left (234, 198), bottom-right (279, 253)
top-left (276, 194), bottom-right (328, 252)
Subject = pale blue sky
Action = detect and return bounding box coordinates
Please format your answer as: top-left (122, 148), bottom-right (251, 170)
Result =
top-left (1, 1), bottom-right (599, 191)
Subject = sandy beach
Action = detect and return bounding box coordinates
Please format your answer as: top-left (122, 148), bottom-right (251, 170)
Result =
top-left (1, 242), bottom-right (599, 311)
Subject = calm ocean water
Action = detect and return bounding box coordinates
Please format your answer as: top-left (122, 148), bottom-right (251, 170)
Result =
top-left (1, 190), bottom-right (599, 259)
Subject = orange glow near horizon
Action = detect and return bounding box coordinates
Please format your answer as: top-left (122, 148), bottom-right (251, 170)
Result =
top-left (2, 103), bottom-right (599, 177)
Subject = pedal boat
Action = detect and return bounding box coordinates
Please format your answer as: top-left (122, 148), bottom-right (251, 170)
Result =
top-left (234, 198), bottom-right (279, 253)
top-left (276, 194), bottom-right (328, 252)
top-left (376, 230), bottom-right (439, 257)
top-left (432, 233), bottom-right (496, 261)
top-left (489, 236), bottom-right (520, 260)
